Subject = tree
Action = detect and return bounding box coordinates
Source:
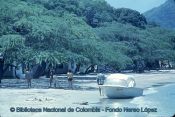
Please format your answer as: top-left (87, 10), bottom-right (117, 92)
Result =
top-left (0, 34), bottom-right (25, 64)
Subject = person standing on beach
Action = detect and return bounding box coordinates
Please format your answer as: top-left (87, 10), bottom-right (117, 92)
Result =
top-left (97, 73), bottom-right (105, 96)
top-left (67, 70), bottom-right (73, 89)
top-left (25, 68), bottom-right (32, 88)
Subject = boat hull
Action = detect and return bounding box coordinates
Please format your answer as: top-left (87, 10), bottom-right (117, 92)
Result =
top-left (100, 85), bottom-right (143, 99)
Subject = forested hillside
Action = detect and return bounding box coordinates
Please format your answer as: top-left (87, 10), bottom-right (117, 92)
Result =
top-left (144, 0), bottom-right (175, 29)
top-left (0, 0), bottom-right (175, 71)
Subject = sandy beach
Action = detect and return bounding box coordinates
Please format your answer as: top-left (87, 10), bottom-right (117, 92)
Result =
top-left (0, 70), bottom-right (175, 117)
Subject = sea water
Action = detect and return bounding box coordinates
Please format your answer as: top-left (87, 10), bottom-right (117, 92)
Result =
top-left (96, 84), bottom-right (175, 117)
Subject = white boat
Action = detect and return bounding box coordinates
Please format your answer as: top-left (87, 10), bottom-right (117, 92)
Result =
top-left (99, 74), bottom-right (143, 99)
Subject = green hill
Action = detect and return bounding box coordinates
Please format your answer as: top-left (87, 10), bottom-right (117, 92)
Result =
top-left (144, 0), bottom-right (175, 29)
top-left (0, 0), bottom-right (175, 71)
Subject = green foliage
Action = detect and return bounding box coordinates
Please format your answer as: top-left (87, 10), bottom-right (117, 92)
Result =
top-left (26, 0), bottom-right (147, 28)
top-left (113, 8), bottom-right (147, 29)
top-left (0, 34), bottom-right (25, 63)
top-left (0, 0), bottom-right (175, 71)
top-left (95, 21), bottom-right (175, 68)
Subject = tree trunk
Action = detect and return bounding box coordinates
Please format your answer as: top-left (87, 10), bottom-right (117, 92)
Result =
top-left (0, 57), bottom-right (4, 83)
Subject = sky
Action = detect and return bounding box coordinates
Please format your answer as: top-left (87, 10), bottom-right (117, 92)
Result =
top-left (105, 0), bottom-right (167, 13)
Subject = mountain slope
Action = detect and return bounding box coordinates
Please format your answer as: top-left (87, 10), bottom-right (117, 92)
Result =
top-left (144, 0), bottom-right (175, 29)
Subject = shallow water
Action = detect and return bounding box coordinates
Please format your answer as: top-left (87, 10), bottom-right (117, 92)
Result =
top-left (93, 84), bottom-right (175, 117)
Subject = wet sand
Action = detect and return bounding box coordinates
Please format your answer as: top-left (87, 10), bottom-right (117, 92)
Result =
top-left (0, 70), bottom-right (175, 117)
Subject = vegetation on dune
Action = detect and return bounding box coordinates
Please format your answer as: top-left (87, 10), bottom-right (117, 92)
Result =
top-left (0, 0), bottom-right (175, 71)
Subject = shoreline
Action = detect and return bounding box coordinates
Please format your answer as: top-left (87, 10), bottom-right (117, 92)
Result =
top-left (1, 71), bottom-right (175, 117)
top-left (0, 70), bottom-right (175, 89)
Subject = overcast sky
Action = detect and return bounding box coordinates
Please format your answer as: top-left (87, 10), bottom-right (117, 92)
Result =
top-left (105, 0), bottom-right (167, 13)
